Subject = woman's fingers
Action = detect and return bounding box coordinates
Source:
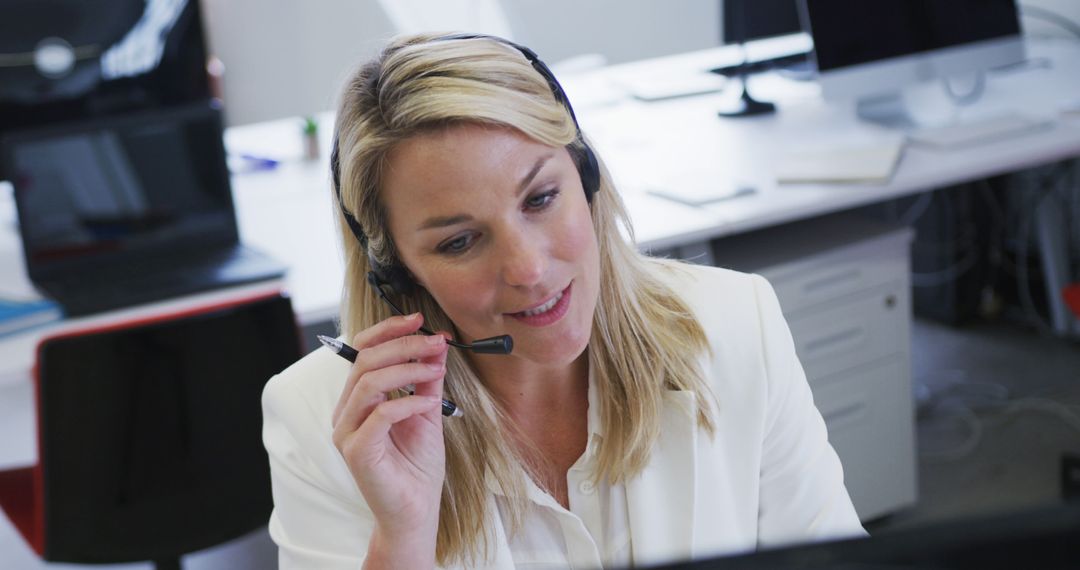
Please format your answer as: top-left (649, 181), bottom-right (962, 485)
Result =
top-left (333, 358), bottom-right (446, 438)
top-left (356, 333), bottom-right (448, 375)
top-left (353, 394), bottom-right (443, 444)
top-left (331, 316), bottom-right (446, 424)
top-left (351, 312), bottom-right (428, 351)
top-left (411, 331), bottom-right (452, 401)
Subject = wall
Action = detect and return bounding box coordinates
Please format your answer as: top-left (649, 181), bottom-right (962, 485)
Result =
top-left (503, 0), bottom-right (719, 66)
top-left (200, 0), bottom-right (397, 126)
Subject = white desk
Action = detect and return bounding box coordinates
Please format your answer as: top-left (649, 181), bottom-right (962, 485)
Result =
top-left (563, 37), bottom-right (1080, 333)
top-left (2, 35), bottom-right (1079, 413)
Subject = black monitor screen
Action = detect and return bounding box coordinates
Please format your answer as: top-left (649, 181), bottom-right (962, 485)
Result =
top-left (724, 0), bottom-right (803, 44)
top-left (0, 0), bottom-right (211, 135)
top-left (3, 103), bottom-right (236, 270)
top-left (804, 0), bottom-right (1021, 72)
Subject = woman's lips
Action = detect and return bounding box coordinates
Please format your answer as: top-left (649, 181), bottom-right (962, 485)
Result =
top-left (507, 282), bottom-right (572, 327)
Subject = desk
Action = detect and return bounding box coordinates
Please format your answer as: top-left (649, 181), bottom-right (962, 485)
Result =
top-left (2, 35), bottom-right (1079, 488)
top-left (563, 36), bottom-right (1080, 330)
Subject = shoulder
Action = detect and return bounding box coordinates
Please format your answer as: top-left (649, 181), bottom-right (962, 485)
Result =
top-left (646, 258), bottom-right (774, 344)
top-left (262, 345), bottom-right (358, 495)
top-left (644, 258), bottom-right (791, 404)
top-left (264, 345), bottom-right (351, 429)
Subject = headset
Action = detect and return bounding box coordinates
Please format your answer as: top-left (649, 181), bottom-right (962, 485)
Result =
top-left (330, 33), bottom-right (601, 355)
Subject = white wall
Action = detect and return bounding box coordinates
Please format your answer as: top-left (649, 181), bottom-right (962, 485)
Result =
top-left (502, 0), bottom-right (719, 66)
top-left (200, 0), bottom-right (397, 126)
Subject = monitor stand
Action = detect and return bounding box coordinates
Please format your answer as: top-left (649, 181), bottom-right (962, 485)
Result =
top-left (855, 93), bottom-right (920, 129)
top-left (854, 76), bottom-right (1049, 150)
top-left (718, 75), bottom-right (776, 118)
top-left (855, 72), bottom-right (989, 129)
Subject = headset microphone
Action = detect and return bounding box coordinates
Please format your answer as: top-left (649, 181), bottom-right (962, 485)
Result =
top-left (367, 272), bottom-right (514, 355)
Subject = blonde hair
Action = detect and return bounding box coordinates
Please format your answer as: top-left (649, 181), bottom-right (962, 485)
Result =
top-left (333, 33), bottom-right (715, 566)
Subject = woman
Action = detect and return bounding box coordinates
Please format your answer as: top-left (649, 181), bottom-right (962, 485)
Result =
top-left (262, 33), bottom-right (866, 569)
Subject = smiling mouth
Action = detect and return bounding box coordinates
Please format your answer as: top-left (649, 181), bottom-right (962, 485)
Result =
top-left (516, 289), bottom-right (565, 317)
top-left (506, 282), bottom-right (573, 326)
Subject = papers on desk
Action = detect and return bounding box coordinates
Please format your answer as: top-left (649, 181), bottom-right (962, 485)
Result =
top-left (0, 298), bottom-right (61, 339)
top-left (614, 72), bottom-right (726, 102)
top-left (776, 136), bottom-right (907, 185)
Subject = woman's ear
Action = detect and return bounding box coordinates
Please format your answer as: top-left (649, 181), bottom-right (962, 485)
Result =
top-left (408, 269), bottom-right (425, 290)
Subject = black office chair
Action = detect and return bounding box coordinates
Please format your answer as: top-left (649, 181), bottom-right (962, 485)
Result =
top-left (0, 292), bottom-right (301, 569)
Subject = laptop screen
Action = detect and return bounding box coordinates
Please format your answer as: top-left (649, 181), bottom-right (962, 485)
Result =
top-left (2, 102), bottom-right (237, 277)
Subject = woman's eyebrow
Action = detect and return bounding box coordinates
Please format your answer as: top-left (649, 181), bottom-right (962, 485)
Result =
top-left (419, 213), bottom-right (472, 231)
top-left (516, 153), bottom-right (554, 197)
top-left (417, 153), bottom-right (555, 232)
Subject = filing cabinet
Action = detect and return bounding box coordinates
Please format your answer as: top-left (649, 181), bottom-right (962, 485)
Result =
top-left (706, 213), bottom-right (917, 521)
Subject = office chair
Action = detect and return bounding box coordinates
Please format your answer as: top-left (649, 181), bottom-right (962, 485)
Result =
top-left (0, 292), bottom-right (302, 569)
top-left (1064, 284), bottom-right (1080, 320)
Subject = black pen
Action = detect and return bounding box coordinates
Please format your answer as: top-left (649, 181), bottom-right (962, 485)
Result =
top-left (316, 335), bottom-right (463, 418)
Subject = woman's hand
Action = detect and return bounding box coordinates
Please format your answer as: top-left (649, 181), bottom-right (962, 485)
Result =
top-left (331, 312), bottom-right (450, 560)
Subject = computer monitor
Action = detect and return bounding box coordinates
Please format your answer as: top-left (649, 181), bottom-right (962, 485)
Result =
top-left (723, 0), bottom-right (803, 45)
top-left (645, 502), bottom-right (1080, 570)
top-left (801, 0), bottom-right (1026, 126)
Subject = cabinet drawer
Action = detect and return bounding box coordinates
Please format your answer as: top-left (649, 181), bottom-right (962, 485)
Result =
top-left (786, 281), bottom-right (909, 383)
top-left (811, 356), bottom-right (916, 521)
top-left (762, 254), bottom-right (908, 317)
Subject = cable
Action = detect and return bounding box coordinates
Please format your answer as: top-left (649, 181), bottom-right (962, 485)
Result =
top-left (899, 192), bottom-right (934, 227)
top-left (917, 373), bottom-right (1080, 462)
top-left (942, 71), bottom-right (986, 106)
top-left (911, 244), bottom-right (980, 288)
top-left (1021, 4), bottom-right (1080, 40)
top-left (1016, 174), bottom-right (1056, 335)
top-left (907, 189), bottom-right (981, 288)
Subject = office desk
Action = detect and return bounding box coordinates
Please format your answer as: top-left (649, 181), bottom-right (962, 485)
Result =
top-left (563, 37), bottom-right (1080, 332)
top-left (573, 38), bottom-right (1080, 234)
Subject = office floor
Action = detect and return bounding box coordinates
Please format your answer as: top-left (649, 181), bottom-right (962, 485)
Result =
top-left (865, 316), bottom-right (1080, 534)
top-left (1, 317), bottom-right (1078, 568)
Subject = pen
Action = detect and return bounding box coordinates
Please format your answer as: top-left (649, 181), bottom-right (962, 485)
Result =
top-left (316, 335), bottom-right (463, 418)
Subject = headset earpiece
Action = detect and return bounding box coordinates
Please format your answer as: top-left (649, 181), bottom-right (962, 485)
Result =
top-left (570, 140), bottom-right (600, 203)
top-left (367, 249), bottom-right (416, 297)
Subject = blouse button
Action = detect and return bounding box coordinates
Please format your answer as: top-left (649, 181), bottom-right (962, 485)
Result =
top-left (578, 480), bottom-right (595, 495)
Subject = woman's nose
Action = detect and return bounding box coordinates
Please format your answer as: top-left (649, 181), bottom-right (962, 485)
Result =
top-left (499, 227), bottom-right (546, 288)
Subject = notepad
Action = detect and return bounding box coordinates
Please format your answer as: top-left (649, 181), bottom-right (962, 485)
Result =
top-left (776, 137), bottom-right (906, 185)
top-left (616, 73), bottom-right (726, 102)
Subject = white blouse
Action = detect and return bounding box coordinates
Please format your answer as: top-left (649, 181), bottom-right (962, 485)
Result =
top-left (495, 374), bottom-right (632, 569)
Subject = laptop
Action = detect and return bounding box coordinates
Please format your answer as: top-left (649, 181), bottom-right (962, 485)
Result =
top-left (1, 101), bottom-right (286, 317)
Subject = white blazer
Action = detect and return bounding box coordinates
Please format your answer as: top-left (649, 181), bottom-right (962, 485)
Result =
top-left (262, 263), bottom-right (866, 569)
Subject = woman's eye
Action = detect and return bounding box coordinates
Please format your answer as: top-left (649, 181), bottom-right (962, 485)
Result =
top-left (525, 189), bottom-right (559, 210)
top-left (438, 234), bottom-right (474, 255)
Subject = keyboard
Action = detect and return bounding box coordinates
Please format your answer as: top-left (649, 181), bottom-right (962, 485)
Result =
top-left (907, 113), bottom-right (1053, 148)
top-left (42, 246), bottom-right (285, 317)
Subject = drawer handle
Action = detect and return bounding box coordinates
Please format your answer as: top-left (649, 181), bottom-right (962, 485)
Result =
top-left (803, 327), bottom-right (865, 355)
top-left (823, 401), bottom-right (867, 430)
top-left (802, 269), bottom-right (862, 295)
